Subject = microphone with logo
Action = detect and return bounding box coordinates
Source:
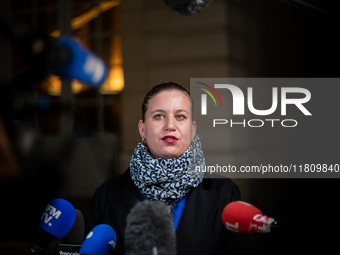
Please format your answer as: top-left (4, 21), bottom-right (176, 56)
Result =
top-left (21, 198), bottom-right (76, 255)
top-left (79, 224), bottom-right (117, 255)
top-left (125, 200), bottom-right (176, 255)
top-left (222, 201), bottom-right (287, 234)
top-left (55, 209), bottom-right (84, 255)
top-left (48, 36), bottom-right (107, 87)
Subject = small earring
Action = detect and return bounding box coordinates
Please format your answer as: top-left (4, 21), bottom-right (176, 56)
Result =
top-left (190, 139), bottom-right (194, 148)
top-left (142, 137), bottom-right (147, 147)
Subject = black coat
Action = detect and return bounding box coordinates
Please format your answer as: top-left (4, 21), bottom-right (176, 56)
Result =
top-left (85, 168), bottom-right (252, 255)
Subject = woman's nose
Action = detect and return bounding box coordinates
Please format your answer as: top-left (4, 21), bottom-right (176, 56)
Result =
top-left (164, 116), bottom-right (176, 131)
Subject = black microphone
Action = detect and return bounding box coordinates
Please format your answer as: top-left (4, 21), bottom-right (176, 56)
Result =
top-left (55, 209), bottom-right (85, 255)
top-left (164, 0), bottom-right (212, 15)
top-left (21, 198), bottom-right (76, 255)
top-left (125, 200), bottom-right (176, 255)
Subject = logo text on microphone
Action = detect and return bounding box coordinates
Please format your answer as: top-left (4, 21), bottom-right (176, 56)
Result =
top-left (41, 203), bottom-right (62, 227)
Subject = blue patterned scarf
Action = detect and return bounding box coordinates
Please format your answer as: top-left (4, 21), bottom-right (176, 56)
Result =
top-left (130, 136), bottom-right (205, 202)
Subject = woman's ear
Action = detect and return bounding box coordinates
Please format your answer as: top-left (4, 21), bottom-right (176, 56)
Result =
top-left (138, 120), bottom-right (145, 138)
top-left (191, 121), bottom-right (197, 140)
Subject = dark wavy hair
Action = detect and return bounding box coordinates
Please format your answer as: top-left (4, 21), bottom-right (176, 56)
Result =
top-left (141, 82), bottom-right (194, 122)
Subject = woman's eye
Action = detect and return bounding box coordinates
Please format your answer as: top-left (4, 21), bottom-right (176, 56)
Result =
top-left (155, 114), bottom-right (163, 120)
top-left (176, 115), bottom-right (186, 120)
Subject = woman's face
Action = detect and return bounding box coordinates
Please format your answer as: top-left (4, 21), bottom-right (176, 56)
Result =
top-left (138, 90), bottom-right (196, 159)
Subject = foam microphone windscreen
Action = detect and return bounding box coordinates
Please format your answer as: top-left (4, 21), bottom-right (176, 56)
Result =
top-left (61, 209), bottom-right (85, 245)
top-left (79, 224), bottom-right (117, 255)
top-left (38, 198), bottom-right (76, 239)
top-left (164, 0), bottom-right (212, 15)
top-left (222, 201), bottom-right (262, 234)
top-left (125, 200), bottom-right (176, 255)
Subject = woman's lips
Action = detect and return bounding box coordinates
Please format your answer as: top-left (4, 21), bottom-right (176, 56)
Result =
top-left (162, 135), bottom-right (178, 144)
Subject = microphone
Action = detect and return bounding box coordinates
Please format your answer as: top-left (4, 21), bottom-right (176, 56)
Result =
top-left (79, 224), bottom-right (117, 255)
top-left (222, 201), bottom-right (286, 234)
top-left (125, 200), bottom-right (176, 255)
top-left (48, 36), bottom-right (107, 87)
top-left (55, 209), bottom-right (84, 255)
top-left (164, 0), bottom-right (212, 15)
top-left (22, 198), bottom-right (76, 255)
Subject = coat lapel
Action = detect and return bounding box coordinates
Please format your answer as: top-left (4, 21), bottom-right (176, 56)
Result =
top-left (108, 170), bottom-right (140, 249)
top-left (176, 183), bottom-right (220, 254)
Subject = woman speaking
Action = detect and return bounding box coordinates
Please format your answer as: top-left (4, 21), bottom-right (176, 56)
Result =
top-left (85, 82), bottom-right (251, 254)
